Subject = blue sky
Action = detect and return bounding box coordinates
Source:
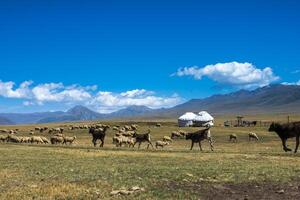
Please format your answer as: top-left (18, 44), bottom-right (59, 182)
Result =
top-left (0, 0), bottom-right (300, 113)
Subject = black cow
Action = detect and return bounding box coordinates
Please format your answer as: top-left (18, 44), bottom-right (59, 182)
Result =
top-left (269, 122), bottom-right (300, 153)
top-left (89, 125), bottom-right (110, 147)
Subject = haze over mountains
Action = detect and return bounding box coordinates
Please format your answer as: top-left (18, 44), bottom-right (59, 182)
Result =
top-left (0, 84), bottom-right (299, 125)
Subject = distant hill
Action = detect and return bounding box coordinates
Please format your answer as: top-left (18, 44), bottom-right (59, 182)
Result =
top-left (0, 116), bottom-right (15, 125)
top-left (0, 111), bottom-right (65, 125)
top-left (0, 84), bottom-right (300, 124)
top-left (161, 84), bottom-right (300, 116)
top-left (108, 105), bottom-right (155, 118)
top-left (37, 105), bottom-right (105, 123)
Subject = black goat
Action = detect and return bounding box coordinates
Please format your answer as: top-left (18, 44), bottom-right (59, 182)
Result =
top-left (269, 122), bottom-right (300, 153)
top-left (89, 125), bottom-right (110, 147)
top-left (185, 128), bottom-right (214, 151)
top-left (132, 129), bottom-right (154, 149)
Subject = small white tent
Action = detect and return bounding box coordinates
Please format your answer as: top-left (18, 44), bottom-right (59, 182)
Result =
top-left (178, 112), bottom-right (197, 127)
top-left (193, 111), bottom-right (214, 127)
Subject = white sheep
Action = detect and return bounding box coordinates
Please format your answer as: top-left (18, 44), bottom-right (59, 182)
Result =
top-left (0, 135), bottom-right (8, 142)
top-left (249, 132), bottom-right (259, 141)
top-left (40, 136), bottom-right (50, 144)
top-left (155, 140), bottom-right (169, 149)
top-left (63, 136), bottom-right (76, 145)
top-left (163, 136), bottom-right (172, 143)
top-left (31, 136), bottom-right (44, 144)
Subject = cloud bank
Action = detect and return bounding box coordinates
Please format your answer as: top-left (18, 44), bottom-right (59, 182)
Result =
top-left (281, 80), bottom-right (300, 86)
top-left (172, 62), bottom-right (279, 89)
top-left (0, 80), bottom-right (182, 113)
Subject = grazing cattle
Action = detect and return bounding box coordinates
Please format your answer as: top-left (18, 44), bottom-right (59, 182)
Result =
top-left (229, 134), bottom-right (237, 142)
top-left (89, 125), bottom-right (110, 147)
top-left (185, 128), bottom-right (214, 151)
top-left (132, 129), bottom-right (154, 149)
top-left (269, 122), bottom-right (300, 153)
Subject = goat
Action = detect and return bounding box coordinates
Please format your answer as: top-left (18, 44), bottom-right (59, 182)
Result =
top-left (132, 129), bottom-right (153, 149)
top-left (185, 128), bottom-right (213, 151)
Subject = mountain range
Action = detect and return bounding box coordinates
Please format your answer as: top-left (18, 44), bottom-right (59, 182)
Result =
top-left (0, 84), bottom-right (299, 125)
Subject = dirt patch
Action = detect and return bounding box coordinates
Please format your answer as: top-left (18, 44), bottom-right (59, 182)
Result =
top-left (164, 180), bottom-right (300, 200)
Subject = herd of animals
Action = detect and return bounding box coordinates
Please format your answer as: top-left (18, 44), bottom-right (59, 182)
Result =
top-left (0, 121), bottom-right (300, 153)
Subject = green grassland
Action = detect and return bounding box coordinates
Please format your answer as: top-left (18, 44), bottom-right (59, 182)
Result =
top-left (1, 115), bottom-right (300, 199)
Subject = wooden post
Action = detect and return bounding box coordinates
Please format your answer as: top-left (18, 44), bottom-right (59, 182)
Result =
top-left (287, 116), bottom-right (290, 123)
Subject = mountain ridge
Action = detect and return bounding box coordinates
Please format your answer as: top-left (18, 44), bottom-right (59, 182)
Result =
top-left (0, 84), bottom-right (300, 124)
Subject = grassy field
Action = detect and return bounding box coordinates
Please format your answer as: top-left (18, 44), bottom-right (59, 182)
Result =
top-left (1, 118), bottom-right (300, 199)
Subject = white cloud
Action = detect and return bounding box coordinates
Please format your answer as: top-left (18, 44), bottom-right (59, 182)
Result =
top-left (88, 89), bottom-right (181, 113)
top-left (120, 89), bottom-right (153, 98)
top-left (172, 62), bottom-right (279, 89)
top-left (281, 80), bottom-right (300, 86)
top-left (31, 83), bottom-right (92, 103)
top-left (0, 80), bottom-right (32, 98)
top-left (0, 81), bottom-right (182, 113)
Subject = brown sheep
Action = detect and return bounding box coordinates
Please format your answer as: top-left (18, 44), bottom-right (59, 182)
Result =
top-left (50, 136), bottom-right (64, 144)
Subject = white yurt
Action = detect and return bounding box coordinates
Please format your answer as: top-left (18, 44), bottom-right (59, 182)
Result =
top-left (193, 111), bottom-right (214, 127)
top-left (178, 112), bottom-right (198, 127)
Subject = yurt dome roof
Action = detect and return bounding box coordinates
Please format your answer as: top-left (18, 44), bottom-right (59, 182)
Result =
top-left (194, 111), bottom-right (214, 122)
top-left (178, 112), bottom-right (198, 120)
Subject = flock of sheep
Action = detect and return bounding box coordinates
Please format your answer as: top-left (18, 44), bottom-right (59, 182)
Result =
top-left (0, 122), bottom-right (260, 152)
top-left (2, 120), bottom-right (300, 154)
top-left (0, 126), bottom-right (77, 145)
top-left (110, 125), bottom-right (179, 149)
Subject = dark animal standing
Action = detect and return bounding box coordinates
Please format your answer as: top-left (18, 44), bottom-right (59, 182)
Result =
top-left (89, 125), bottom-right (110, 147)
top-left (269, 122), bottom-right (300, 153)
top-left (132, 129), bottom-right (153, 149)
top-left (229, 134), bottom-right (237, 142)
top-left (185, 128), bottom-right (214, 151)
